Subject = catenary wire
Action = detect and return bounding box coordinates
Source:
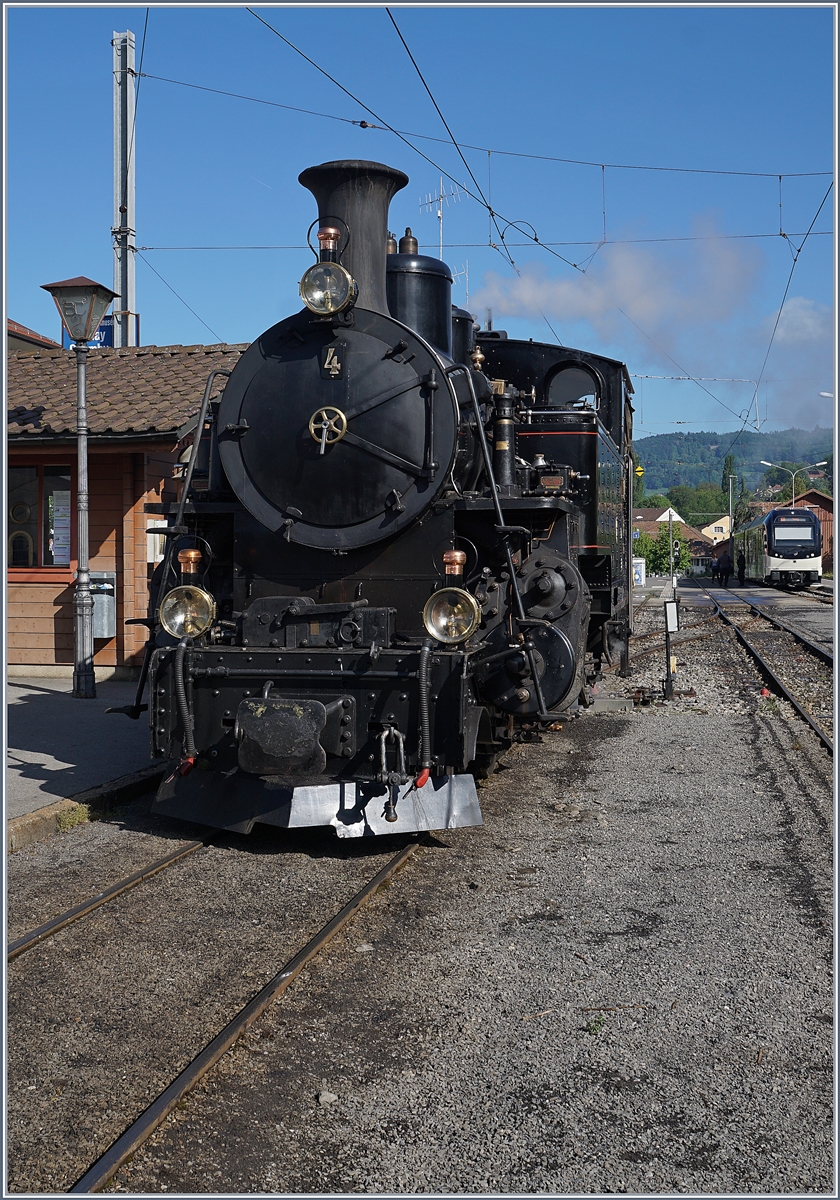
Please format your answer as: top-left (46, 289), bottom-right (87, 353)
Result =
top-left (719, 182), bottom-right (834, 460)
top-left (384, 7), bottom-right (561, 341)
top-left (146, 22), bottom-right (832, 419)
top-left (384, 9), bottom-right (513, 265)
top-left (119, 10), bottom-right (149, 214)
top-left (240, 12), bottom-right (836, 422)
top-left (135, 232), bottom-right (832, 251)
top-left (135, 252), bottom-right (224, 343)
top-left (136, 71), bottom-right (830, 180)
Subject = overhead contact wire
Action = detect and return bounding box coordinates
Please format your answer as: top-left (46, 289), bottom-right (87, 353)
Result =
top-left (384, 8), bottom-right (562, 342)
top-left (137, 71), bottom-right (830, 179)
top-left (720, 180), bottom-right (834, 458)
top-left (135, 251), bottom-right (224, 343)
top-left (240, 9), bottom-right (748, 415)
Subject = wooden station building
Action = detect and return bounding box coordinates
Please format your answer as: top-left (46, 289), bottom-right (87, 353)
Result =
top-left (7, 341), bottom-right (245, 678)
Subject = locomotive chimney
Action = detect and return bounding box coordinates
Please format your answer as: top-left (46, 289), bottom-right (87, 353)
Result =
top-left (298, 160), bottom-right (408, 315)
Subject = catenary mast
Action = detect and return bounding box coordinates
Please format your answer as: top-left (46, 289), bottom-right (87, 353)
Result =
top-left (112, 31), bottom-right (137, 347)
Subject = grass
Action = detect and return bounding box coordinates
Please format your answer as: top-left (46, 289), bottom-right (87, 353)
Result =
top-left (585, 1014), bottom-right (606, 1036)
top-left (55, 803), bottom-right (90, 833)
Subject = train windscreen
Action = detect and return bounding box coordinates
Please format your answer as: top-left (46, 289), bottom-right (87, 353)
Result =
top-left (773, 526), bottom-right (816, 541)
top-left (770, 513), bottom-right (818, 550)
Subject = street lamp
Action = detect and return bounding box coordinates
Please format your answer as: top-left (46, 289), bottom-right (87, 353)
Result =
top-left (728, 474), bottom-right (737, 552)
top-left (760, 460), bottom-right (828, 509)
top-left (41, 276), bottom-right (117, 698)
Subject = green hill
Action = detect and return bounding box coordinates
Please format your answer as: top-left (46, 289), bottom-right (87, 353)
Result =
top-left (634, 427), bottom-right (833, 493)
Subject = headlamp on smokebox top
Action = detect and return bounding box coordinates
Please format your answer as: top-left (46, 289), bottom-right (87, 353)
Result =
top-left (423, 587), bottom-right (481, 645)
top-left (299, 263), bottom-right (357, 315)
top-left (159, 585), bottom-right (216, 638)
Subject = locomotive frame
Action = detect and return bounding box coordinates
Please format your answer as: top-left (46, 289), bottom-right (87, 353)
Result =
top-left (121, 159), bottom-right (635, 838)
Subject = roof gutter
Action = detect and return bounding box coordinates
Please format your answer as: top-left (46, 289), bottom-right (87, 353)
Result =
top-left (8, 430), bottom-right (185, 446)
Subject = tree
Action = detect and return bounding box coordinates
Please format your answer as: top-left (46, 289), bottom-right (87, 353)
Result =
top-left (633, 524), bottom-right (691, 575)
top-left (720, 453), bottom-right (737, 494)
top-left (666, 483), bottom-right (727, 527)
top-left (632, 528), bottom-right (656, 566)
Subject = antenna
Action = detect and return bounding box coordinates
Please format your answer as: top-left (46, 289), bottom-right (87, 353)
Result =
top-left (451, 261), bottom-right (469, 307)
top-left (420, 176), bottom-right (463, 260)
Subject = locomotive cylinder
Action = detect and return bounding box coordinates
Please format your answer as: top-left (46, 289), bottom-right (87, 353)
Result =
top-left (298, 160), bottom-right (409, 315)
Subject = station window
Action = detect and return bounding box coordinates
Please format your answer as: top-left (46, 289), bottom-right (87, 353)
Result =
top-left (547, 366), bottom-right (599, 410)
top-left (8, 465), bottom-right (72, 567)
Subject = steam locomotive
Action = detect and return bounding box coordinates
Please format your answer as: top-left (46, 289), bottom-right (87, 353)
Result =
top-left (135, 160), bottom-right (634, 838)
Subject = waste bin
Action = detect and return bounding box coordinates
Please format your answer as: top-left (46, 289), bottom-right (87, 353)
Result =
top-left (90, 572), bottom-right (117, 639)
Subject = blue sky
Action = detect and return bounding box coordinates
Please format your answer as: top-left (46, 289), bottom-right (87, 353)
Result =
top-left (5, 4), bottom-right (836, 444)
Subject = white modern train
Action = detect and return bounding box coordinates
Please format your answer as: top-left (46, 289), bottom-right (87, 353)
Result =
top-left (734, 506), bottom-right (823, 589)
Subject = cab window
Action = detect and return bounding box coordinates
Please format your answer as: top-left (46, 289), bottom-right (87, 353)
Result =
top-left (547, 366), bottom-right (599, 410)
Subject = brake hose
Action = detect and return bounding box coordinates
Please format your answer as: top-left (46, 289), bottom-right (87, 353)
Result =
top-left (174, 636), bottom-right (197, 774)
top-left (413, 638), bottom-right (434, 790)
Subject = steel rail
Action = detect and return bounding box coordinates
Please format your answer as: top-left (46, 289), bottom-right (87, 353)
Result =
top-left (69, 841), bottom-right (418, 1194)
top-left (605, 589), bottom-right (718, 668)
top-left (693, 581), bottom-right (833, 756)
top-left (7, 839), bottom-right (211, 962)
top-left (705, 586), bottom-right (833, 665)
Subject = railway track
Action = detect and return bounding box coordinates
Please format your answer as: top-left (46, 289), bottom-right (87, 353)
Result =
top-left (692, 581), bottom-right (833, 754)
top-left (618, 588), bottom-right (718, 665)
top-left (7, 837), bottom-right (212, 962)
top-left (8, 831), bottom-right (419, 1193)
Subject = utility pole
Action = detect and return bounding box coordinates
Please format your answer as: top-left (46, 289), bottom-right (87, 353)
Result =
top-left (113, 30), bottom-right (137, 347)
top-left (668, 510), bottom-right (676, 589)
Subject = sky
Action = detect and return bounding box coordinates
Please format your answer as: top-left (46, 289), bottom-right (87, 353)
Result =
top-left (4, 3), bottom-right (837, 451)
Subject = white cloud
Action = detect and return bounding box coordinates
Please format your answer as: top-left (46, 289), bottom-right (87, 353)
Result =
top-left (471, 221), bottom-right (834, 432)
top-left (770, 295), bottom-right (833, 346)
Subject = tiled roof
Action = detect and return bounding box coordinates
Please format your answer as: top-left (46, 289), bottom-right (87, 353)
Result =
top-left (7, 343), bottom-right (248, 437)
top-left (7, 318), bottom-right (62, 349)
top-left (633, 518), bottom-right (713, 553)
top-left (631, 506), bottom-right (685, 523)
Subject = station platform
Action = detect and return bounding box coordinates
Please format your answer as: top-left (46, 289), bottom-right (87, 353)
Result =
top-left (6, 676), bottom-right (163, 850)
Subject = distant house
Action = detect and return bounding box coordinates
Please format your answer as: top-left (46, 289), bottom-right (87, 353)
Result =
top-left (7, 318), bottom-right (61, 354)
top-left (797, 489), bottom-right (833, 571)
top-left (632, 508), bottom-right (714, 575)
top-left (7, 342), bottom-right (246, 677)
top-left (632, 505), bottom-right (685, 524)
top-left (701, 515), bottom-right (730, 544)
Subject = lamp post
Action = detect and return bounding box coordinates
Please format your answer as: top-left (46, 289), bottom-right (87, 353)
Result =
top-left (41, 277), bottom-right (117, 698)
top-left (760, 460), bottom-right (828, 508)
top-left (728, 474), bottom-right (737, 550)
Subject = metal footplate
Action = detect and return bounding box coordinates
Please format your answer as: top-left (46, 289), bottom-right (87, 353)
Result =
top-left (153, 770), bottom-right (482, 838)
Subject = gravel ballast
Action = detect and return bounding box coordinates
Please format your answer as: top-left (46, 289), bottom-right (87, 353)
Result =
top-left (85, 612), bottom-right (835, 1195)
top-left (113, 614), bottom-right (835, 1195)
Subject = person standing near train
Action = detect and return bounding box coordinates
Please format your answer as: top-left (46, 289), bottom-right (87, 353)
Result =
top-left (717, 548), bottom-right (732, 588)
top-left (710, 553), bottom-right (719, 584)
top-left (737, 549), bottom-right (746, 587)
